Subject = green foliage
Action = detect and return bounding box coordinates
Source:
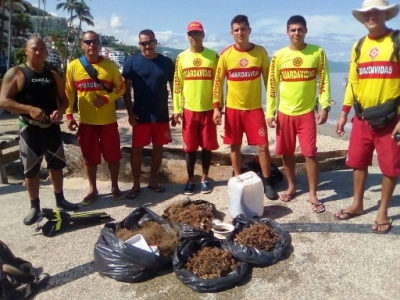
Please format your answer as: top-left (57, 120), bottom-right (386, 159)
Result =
top-left (44, 61), bottom-right (64, 77)
top-left (14, 13), bottom-right (34, 37)
top-left (13, 48), bottom-right (26, 66)
top-left (66, 0), bottom-right (95, 62)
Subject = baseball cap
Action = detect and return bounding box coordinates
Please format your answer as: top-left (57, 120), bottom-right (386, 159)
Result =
top-left (187, 21), bottom-right (204, 32)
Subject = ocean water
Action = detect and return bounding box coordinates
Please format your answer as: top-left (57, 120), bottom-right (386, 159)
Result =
top-left (262, 72), bottom-right (350, 130)
top-left (322, 72), bottom-right (351, 129)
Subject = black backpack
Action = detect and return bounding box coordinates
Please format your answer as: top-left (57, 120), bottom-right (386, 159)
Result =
top-left (246, 160), bottom-right (284, 186)
top-left (354, 30), bottom-right (400, 65)
top-left (0, 241), bottom-right (36, 300)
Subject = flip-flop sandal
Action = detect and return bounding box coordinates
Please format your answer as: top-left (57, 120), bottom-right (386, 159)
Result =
top-left (111, 187), bottom-right (125, 200)
top-left (372, 218), bottom-right (393, 234)
top-left (333, 209), bottom-right (363, 220)
top-left (81, 192), bottom-right (98, 206)
top-left (147, 185), bottom-right (166, 193)
top-left (127, 189), bottom-right (141, 199)
top-left (310, 202), bottom-right (325, 213)
top-left (280, 192), bottom-right (295, 202)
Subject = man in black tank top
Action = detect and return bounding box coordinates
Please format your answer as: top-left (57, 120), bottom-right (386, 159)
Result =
top-left (0, 37), bottom-right (79, 225)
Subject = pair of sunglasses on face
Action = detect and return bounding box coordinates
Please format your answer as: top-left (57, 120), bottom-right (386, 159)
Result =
top-left (139, 39), bottom-right (157, 47)
top-left (82, 39), bottom-right (100, 46)
top-left (188, 31), bottom-right (202, 37)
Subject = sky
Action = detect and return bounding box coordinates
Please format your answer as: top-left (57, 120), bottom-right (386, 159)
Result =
top-left (25, 0), bottom-right (400, 62)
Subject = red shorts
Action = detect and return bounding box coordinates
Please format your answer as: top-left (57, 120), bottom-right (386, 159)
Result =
top-left (77, 122), bottom-right (122, 166)
top-left (346, 116), bottom-right (400, 177)
top-left (182, 109), bottom-right (218, 152)
top-left (276, 110), bottom-right (317, 156)
top-left (132, 122), bottom-right (172, 147)
top-left (224, 107), bottom-right (268, 145)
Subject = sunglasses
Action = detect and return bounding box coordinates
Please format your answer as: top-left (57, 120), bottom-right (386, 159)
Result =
top-left (82, 39), bottom-right (100, 46)
top-left (139, 39), bottom-right (157, 47)
top-left (188, 31), bottom-right (203, 37)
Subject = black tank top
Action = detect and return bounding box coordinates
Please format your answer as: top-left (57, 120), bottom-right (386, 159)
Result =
top-left (15, 64), bottom-right (58, 120)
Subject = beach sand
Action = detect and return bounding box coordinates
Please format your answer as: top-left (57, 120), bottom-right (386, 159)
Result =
top-left (116, 100), bottom-right (351, 156)
top-left (0, 101), bottom-right (353, 186)
top-left (0, 104), bottom-right (351, 161)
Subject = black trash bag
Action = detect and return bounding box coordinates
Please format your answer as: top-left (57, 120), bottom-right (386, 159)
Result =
top-left (0, 241), bottom-right (37, 300)
top-left (173, 234), bottom-right (251, 293)
top-left (222, 215), bottom-right (291, 267)
top-left (177, 223), bottom-right (215, 240)
top-left (93, 207), bottom-right (175, 283)
top-left (246, 160), bottom-right (284, 186)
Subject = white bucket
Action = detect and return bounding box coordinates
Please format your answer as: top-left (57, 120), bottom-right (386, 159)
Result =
top-left (212, 222), bottom-right (234, 239)
top-left (228, 171), bottom-right (264, 219)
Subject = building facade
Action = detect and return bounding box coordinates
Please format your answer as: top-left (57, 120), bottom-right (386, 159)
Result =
top-left (30, 15), bottom-right (68, 35)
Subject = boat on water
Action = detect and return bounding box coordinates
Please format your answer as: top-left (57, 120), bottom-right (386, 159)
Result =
top-left (342, 78), bottom-right (348, 86)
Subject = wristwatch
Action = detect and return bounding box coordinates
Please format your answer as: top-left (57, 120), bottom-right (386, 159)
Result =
top-left (322, 106), bottom-right (331, 113)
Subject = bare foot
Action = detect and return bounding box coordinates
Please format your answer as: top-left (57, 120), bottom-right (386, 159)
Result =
top-left (372, 215), bottom-right (392, 234)
top-left (334, 206), bottom-right (364, 220)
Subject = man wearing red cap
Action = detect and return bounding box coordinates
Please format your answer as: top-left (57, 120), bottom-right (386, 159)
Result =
top-left (334, 0), bottom-right (400, 234)
top-left (173, 21), bottom-right (219, 195)
top-left (213, 15), bottom-right (278, 200)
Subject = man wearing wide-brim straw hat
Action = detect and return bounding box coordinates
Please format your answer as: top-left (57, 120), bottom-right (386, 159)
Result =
top-left (334, 0), bottom-right (400, 234)
top-left (352, 0), bottom-right (399, 23)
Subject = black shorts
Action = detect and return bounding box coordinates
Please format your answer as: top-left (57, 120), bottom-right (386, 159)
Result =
top-left (19, 123), bottom-right (66, 178)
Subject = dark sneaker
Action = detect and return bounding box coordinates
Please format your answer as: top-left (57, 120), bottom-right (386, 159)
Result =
top-left (201, 181), bottom-right (212, 194)
top-left (57, 199), bottom-right (79, 211)
top-left (184, 181), bottom-right (196, 195)
top-left (23, 208), bottom-right (40, 226)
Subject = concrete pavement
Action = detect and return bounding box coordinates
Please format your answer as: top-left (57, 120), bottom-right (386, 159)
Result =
top-left (1, 109), bottom-right (399, 299)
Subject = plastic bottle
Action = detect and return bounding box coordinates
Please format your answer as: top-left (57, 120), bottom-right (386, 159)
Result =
top-left (228, 171), bottom-right (264, 219)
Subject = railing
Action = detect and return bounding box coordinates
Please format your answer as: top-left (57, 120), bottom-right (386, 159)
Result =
top-left (0, 132), bottom-right (19, 184)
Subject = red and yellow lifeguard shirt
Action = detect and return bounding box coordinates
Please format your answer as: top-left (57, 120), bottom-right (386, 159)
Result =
top-left (173, 47), bottom-right (218, 113)
top-left (65, 57), bottom-right (125, 125)
top-left (266, 44), bottom-right (331, 118)
top-left (343, 32), bottom-right (400, 112)
top-left (213, 44), bottom-right (269, 110)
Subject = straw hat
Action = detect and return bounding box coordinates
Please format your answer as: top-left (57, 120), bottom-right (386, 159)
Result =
top-left (352, 0), bottom-right (399, 23)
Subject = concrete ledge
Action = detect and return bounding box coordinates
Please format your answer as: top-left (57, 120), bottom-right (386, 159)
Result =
top-left (62, 132), bottom-right (349, 184)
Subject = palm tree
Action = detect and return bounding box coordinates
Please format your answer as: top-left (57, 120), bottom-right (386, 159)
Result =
top-left (40, 0), bottom-right (47, 37)
top-left (56, 0), bottom-right (79, 67)
top-left (0, 0), bottom-right (7, 58)
top-left (14, 13), bottom-right (34, 38)
top-left (6, 0), bottom-right (12, 69)
top-left (56, 1), bottom-right (79, 39)
top-left (35, 0), bottom-right (39, 33)
top-left (68, 0), bottom-right (94, 61)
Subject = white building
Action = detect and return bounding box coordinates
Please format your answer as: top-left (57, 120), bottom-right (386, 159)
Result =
top-left (30, 15), bottom-right (68, 35)
top-left (46, 48), bottom-right (60, 65)
top-left (101, 47), bottom-right (125, 70)
top-left (108, 50), bottom-right (125, 66)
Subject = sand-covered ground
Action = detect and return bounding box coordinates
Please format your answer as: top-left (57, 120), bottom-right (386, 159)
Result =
top-left (116, 100), bottom-right (351, 156)
top-left (0, 100), bottom-right (352, 170)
